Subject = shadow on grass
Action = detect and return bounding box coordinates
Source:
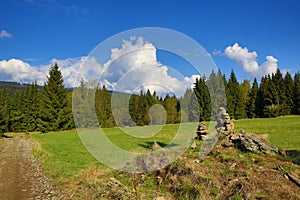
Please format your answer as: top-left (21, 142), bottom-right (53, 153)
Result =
top-left (286, 150), bottom-right (300, 165)
top-left (139, 141), bottom-right (179, 150)
top-left (1, 135), bottom-right (13, 138)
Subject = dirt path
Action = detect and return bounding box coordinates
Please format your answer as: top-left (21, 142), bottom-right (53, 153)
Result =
top-left (0, 136), bottom-right (56, 200)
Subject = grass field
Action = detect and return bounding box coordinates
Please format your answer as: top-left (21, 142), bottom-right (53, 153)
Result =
top-left (234, 116), bottom-right (300, 151)
top-left (30, 116), bottom-right (300, 198)
top-left (31, 123), bottom-right (197, 181)
top-left (31, 116), bottom-right (300, 181)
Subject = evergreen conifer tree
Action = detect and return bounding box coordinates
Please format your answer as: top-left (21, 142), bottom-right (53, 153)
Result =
top-left (9, 91), bottom-right (24, 132)
top-left (247, 78), bottom-right (258, 118)
top-left (38, 63), bottom-right (73, 132)
top-left (0, 89), bottom-right (9, 136)
top-left (293, 72), bottom-right (300, 114)
top-left (194, 77), bottom-right (211, 121)
top-left (282, 72), bottom-right (294, 115)
top-left (227, 70), bottom-right (246, 119)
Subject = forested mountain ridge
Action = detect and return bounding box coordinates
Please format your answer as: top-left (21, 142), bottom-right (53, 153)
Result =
top-left (0, 81), bottom-right (43, 96)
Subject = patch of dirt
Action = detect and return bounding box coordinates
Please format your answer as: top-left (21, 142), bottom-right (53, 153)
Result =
top-left (0, 136), bottom-right (57, 200)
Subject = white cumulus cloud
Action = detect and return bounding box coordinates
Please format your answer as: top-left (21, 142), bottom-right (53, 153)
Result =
top-left (98, 37), bottom-right (197, 96)
top-left (0, 30), bottom-right (13, 38)
top-left (225, 43), bottom-right (278, 77)
top-left (0, 59), bottom-right (47, 84)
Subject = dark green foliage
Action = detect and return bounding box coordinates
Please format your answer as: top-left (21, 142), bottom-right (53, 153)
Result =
top-left (21, 82), bottom-right (40, 132)
top-left (293, 72), bottom-right (300, 114)
top-left (95, 86), bottom-right (115, 128)
top-left (129, 94), bottom-right (141, 125)
top-left (38, 63), bottom-right (73, 132)
top-left (0, 88), bottom-right (9, 136)
top-left (194, 76), bottom-right (211, 121)
top-left (257, 75), bottom-right (279, 117)
top-left (164, 94), bottom-right (180, 124)
top-left (129, 89), bottom-right (176, 126)
top-left (2, 67), bottom-right (300, 134)
top-left (73, 79), bottom-right (98, 128)
top-left (247, 78), bottom-right (258, 118)
top-left (227, 70), bottom-right (247, 119)
top-left (180, 88), bottom-right (199, 122)
top-left (282, 72), bottom-right (294, 115)
top-left (206, 70), bottom-right (226, 119)
top-left (0, 81), bottom-right (43, 96)
top-left (9, 91), bottom-right (24, 132)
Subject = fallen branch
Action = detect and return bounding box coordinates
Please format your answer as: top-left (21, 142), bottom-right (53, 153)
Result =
top-left (278, 165), bottom-right (300, 187)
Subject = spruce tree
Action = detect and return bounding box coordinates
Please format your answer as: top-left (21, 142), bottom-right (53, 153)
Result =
top-left (271, 69), bottom-right (283, 114)
top-left (293, 72), bottom-right (300, 114)
top-left (247, 78), bottom-right (258, 118)
top-left (0, 88), bottom-right (9, 136)
top-left (258, 75), bottom-right (279, 117)
top-left (138, 91), bottom-right (151, 125)
top-left (21, 83), bottom-right (40, 132)
top-left (282, 72), bottom-right (294, 115)
top-left (129, 94), bottom-right (140, 125)
top-left (240, 79), bottom-right (250, 118)
top-left (73, 79), bottom-right (98, 128)
top-left (9, 91), bottom-right (24, 132)
top-left (180, 88), bottom-right (199, 122)
top-left (227, 70), bottom-right (246, 119)
top-left (206, 70), bottom-right (226, 119)
top-left (164, 94), bottom-right (180, 124)
top-left (95, 86), bottom-right (115, 128)
top-left (194, 77), bottom-right (211, 121)
top-left (38, 63), bottom-right (73, 132)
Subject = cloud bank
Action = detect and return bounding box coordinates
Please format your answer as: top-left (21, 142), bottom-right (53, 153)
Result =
top-left (0, 37), bottom-right (199, 96)
top-left (225, 43), bottom-right (278, 77)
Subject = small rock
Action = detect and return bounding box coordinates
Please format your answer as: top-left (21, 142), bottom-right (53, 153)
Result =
top-left (229, 162), bottom-right (237, 169)
top-left (110, 177), bottom-right (121, 186)
top-left (152, 141), bottom-right (161, 151)
top-left (190, 139), bottom-right (197, 149)
top-left (153, 197), bottom-right (165, 200)
top-left (222, 141), bottom-right (234, 147)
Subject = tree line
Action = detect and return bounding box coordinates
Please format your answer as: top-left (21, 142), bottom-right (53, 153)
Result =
top-left (1, 64), bottom-right (300, 136)
top-left (194, 69), bottom-right (300, 120)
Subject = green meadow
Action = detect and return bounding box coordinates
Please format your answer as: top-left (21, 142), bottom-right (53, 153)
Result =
top-left (31, 116), bottom-right (300, 183)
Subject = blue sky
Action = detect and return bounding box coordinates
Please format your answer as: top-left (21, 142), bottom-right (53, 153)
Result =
top-left (1, 0), bottom-right (300, 93)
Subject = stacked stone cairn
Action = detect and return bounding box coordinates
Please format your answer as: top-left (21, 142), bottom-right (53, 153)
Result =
top-left (195, 121), bottom-right (209, 140)
top-left (215, 107), bottom-right (234, 134)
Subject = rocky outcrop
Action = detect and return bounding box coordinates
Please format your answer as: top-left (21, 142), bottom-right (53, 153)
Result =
top-left (227, 130), bottom-right (280, 155)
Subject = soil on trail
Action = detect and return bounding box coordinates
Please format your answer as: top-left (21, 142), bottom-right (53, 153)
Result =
top-left (0, 136), bottom-right (56, 200)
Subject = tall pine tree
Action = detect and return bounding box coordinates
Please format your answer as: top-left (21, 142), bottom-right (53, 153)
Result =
top-left (0, 89), bottom-right (9, 136)
top-left (293, 72), bottom-right (300, 114)
top-left (194, 76), bottom-right (211, 121)
top-left (227, 70), bottom-right (246, 119)
top-left (180, 88), bottom-right (199, 122)
top-left (206, 70), bottom-right (226, 119)
top-left (247, 78), bottom-right (258, 118)
top-left (9, 90), bottom-right (24, 132)
top-left (95, 86), bottom-right (115, 128)
top-left (282, 72), bottom-right (294, 115)
top-left (38, 63), bottom-right (73, 132)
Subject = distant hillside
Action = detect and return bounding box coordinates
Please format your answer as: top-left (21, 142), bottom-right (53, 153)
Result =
top-left (0, 81), bottom-right (44, 96)
top-left (0, 81), bottom-right (76, 96)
